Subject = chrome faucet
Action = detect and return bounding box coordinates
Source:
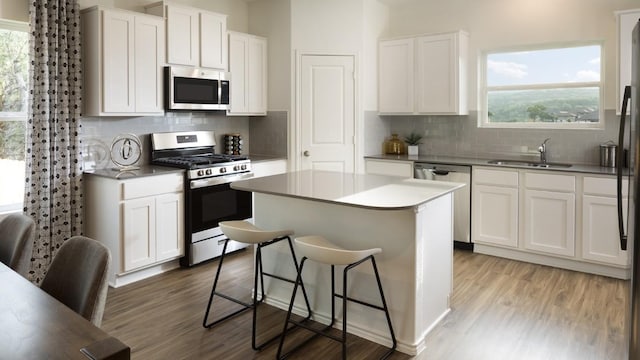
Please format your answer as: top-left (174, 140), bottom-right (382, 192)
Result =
top-left (538, 138), bottom-right (551, 163)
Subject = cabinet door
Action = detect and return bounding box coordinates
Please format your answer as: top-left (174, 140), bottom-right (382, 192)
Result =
top-left (416, 32), bottom-right (467, 114)
top-left (248, 36), bottom-right (267, 114)
top-left (472, 184), bottom-right (518, 247)
top-left (228, 33), bottom-right (249, 114)
top-left (166, 5), bottom-right (198, 66)
top-left (582, 195), bottom-right (629, 266)
top-left (200, 12), bottom-right (227, 69)
top-left (102, 10), bottom-right (134, 113)
top-left (155, 193), bottom-right (184, 261)
top-left (523, 190), bottom-right (575, 257)
top-left (123, 197), bottom-right (156, 272)
top-left (378, 38), bottom-right (414, 114)
top-left (134, 15), bottom-right (164, 114)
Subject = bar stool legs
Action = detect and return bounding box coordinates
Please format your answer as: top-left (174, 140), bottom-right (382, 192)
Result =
top-left (203, 235), bottom-right (313, 351)
top-left (277, 253), bottom-right (397, 359)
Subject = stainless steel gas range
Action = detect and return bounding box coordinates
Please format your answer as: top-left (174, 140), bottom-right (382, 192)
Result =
top-left (150, 130), bottom-right (253, 267)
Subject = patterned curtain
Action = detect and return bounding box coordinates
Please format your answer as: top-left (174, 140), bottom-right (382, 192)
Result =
top-left (25, 0), bottom-right (83, 284)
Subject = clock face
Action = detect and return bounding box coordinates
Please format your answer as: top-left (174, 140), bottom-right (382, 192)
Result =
top-left (110, 134), bottom-right (142, 169)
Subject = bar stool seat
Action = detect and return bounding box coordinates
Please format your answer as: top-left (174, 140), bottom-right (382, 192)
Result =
top-left (220, 221), bottom-right (293, 245)
top-left (293, 235), bottom-right (381, 265)
top-left (277, 235), bottom-right (397, 359)
top-left (203, 220), bottom-right (312, 351)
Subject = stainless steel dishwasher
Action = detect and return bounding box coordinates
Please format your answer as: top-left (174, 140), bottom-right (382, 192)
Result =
top-left (414, 163), bottom-right (471, 247)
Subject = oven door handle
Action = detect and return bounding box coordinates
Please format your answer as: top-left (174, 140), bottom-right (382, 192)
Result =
top-left (190, 172), bottom-right (254, 189)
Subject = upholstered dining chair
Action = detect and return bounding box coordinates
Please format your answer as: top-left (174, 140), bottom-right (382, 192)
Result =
top-left (40, 236), bottom-right (111, 327)
top-left (0, 213), bottom-right (35, 278)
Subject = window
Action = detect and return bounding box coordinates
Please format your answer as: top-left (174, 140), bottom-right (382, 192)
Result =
top-left (480, 44), bottom-right (602, 128)
top-left (0, 19), bottom-right (28, 212)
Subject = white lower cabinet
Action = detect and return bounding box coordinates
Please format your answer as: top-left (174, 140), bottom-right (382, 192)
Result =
top-left (581, 176), bottom-right (629, 266)
top-left (473, 184), bottom-right (519, 247)
top-left (472, 167), bottom-right (630, 279)
top-left (472, 168), bottom-right (519, 248)
top-left (85, 171), bottom-right (184, 287)
top-left (122, 196), bottom-right (156, 271)
top-left (523, 189), bottom-right (575, 257)
top-left (522, 172), bottom-right (576, 257)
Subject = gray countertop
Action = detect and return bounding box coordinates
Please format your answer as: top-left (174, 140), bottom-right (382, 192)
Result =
top-left (83, 165), bottom-right (184, 180)
top-left (230, 170), bottom-right (464, 210)
top-left (83, 154), bottom-right (283, 180)
top-left (365, 154), bottom-right (622, 176)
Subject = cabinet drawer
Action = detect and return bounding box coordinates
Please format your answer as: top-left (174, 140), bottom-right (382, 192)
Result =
top-left (122, 173), bottom-right (184, 200)
top-left (473, 168), bottom-right (518, 187)
top-left (584, 176), bottom-right (628, 197)
top-left (525, 172), bottom-right (574, 192)
top-left (365, 160), bottom-right (413, 177)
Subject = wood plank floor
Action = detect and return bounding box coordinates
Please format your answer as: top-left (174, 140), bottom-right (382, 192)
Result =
top-left (101, 248), bottom-right (629, 359)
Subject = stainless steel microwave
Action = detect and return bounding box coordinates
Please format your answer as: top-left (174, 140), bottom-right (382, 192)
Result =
top-left (164, 66), bottom-right (230, 111)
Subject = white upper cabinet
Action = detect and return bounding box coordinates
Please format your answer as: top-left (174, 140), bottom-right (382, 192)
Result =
top-left (200, 11), bottom-right (228, 70)
top-left (378, 31), bottom-right (468, 115)
top-left (378, 38), bottom-right (414, 113)
top-left (165, 5), bottom-right (198, 66)
top-left (146, 2), bottom-right (228, 70)
top-left (616, 9), bottom-right (640, 114)
top-left (81, 6), bottom-right (164, 116)
top-left (227, 31), bottom-right (267, 116)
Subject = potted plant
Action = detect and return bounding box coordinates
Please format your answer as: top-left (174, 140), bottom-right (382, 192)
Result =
top-left (404, 132), bottom-right (423, 156)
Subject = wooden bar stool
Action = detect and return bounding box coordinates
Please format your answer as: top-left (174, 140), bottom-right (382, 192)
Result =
top-left (203, 220), bottom-right (312, 350)
top-left (277, 235), bottom-right (397, 359)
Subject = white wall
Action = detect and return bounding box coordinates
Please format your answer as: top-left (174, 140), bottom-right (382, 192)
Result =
top-left (384, 0), bottom-right (639, 111)
top-left (363, 0), bottom-right (389, 111)
top-left (0, 0), bottom-right (28, 22)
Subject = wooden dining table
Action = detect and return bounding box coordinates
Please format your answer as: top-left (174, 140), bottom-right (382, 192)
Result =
top-left (0, 261), bottom-right (130, 359)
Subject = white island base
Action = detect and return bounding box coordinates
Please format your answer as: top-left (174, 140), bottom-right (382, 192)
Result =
top-left (252, 191), bottom-right (453, 356)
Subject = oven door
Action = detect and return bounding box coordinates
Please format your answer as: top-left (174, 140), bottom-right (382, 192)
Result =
top-left (189, 180), bottom-right (252, 236)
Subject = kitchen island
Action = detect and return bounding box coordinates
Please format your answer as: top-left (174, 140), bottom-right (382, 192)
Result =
top-left (231, 170), bottom-right (464, 355)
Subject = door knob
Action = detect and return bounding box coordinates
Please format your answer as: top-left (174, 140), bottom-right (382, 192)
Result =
top-left (303, 150), bottom-right (310, 157)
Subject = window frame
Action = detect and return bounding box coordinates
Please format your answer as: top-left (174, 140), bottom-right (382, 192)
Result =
top-left (478, 41), bottom-right (604, 130)
top-left (0, 18), bottom-right (29, 214)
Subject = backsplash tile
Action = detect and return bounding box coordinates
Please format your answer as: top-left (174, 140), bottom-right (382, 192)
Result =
top-left (248, 111), bottom-right (288, 157)
top-left (81, 112), bottom-right (250, 170)
top-left (366, 110), bottom-right (621, 166)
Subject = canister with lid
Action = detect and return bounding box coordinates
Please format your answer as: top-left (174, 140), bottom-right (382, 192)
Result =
top-left (599, 140), bottom-right (617, 168)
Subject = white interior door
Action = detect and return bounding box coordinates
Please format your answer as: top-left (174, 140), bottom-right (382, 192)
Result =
top-left (298, 55), bottom-right (355, 172)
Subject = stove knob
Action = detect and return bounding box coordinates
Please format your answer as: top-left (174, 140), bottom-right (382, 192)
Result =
top-left (233, 165), bottom-right (239, 171)
top-left (197, 170), bottom-right (205, 177)
top-left (205, 169), bottom-right (212, 175)
top-left (241, 164), bottom-right (247, 170)
top-left (220, 167), bottom-right (227, 174)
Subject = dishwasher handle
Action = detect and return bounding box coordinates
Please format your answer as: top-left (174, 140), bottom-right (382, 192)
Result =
top-left (415, 165), bottom-right (456, 179)
top-left (432, 169), bottom-right (451, 176)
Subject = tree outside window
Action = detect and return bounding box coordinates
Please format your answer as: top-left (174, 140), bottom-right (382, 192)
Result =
top-left (481, 44), bottom-right (602, 128)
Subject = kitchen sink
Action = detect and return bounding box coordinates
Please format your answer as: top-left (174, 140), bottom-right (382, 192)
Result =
top-left (487, 159), bottom-right (572, 168)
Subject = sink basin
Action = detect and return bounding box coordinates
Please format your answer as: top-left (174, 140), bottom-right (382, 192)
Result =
top-left (487, 159), bottom-right (572, 168)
